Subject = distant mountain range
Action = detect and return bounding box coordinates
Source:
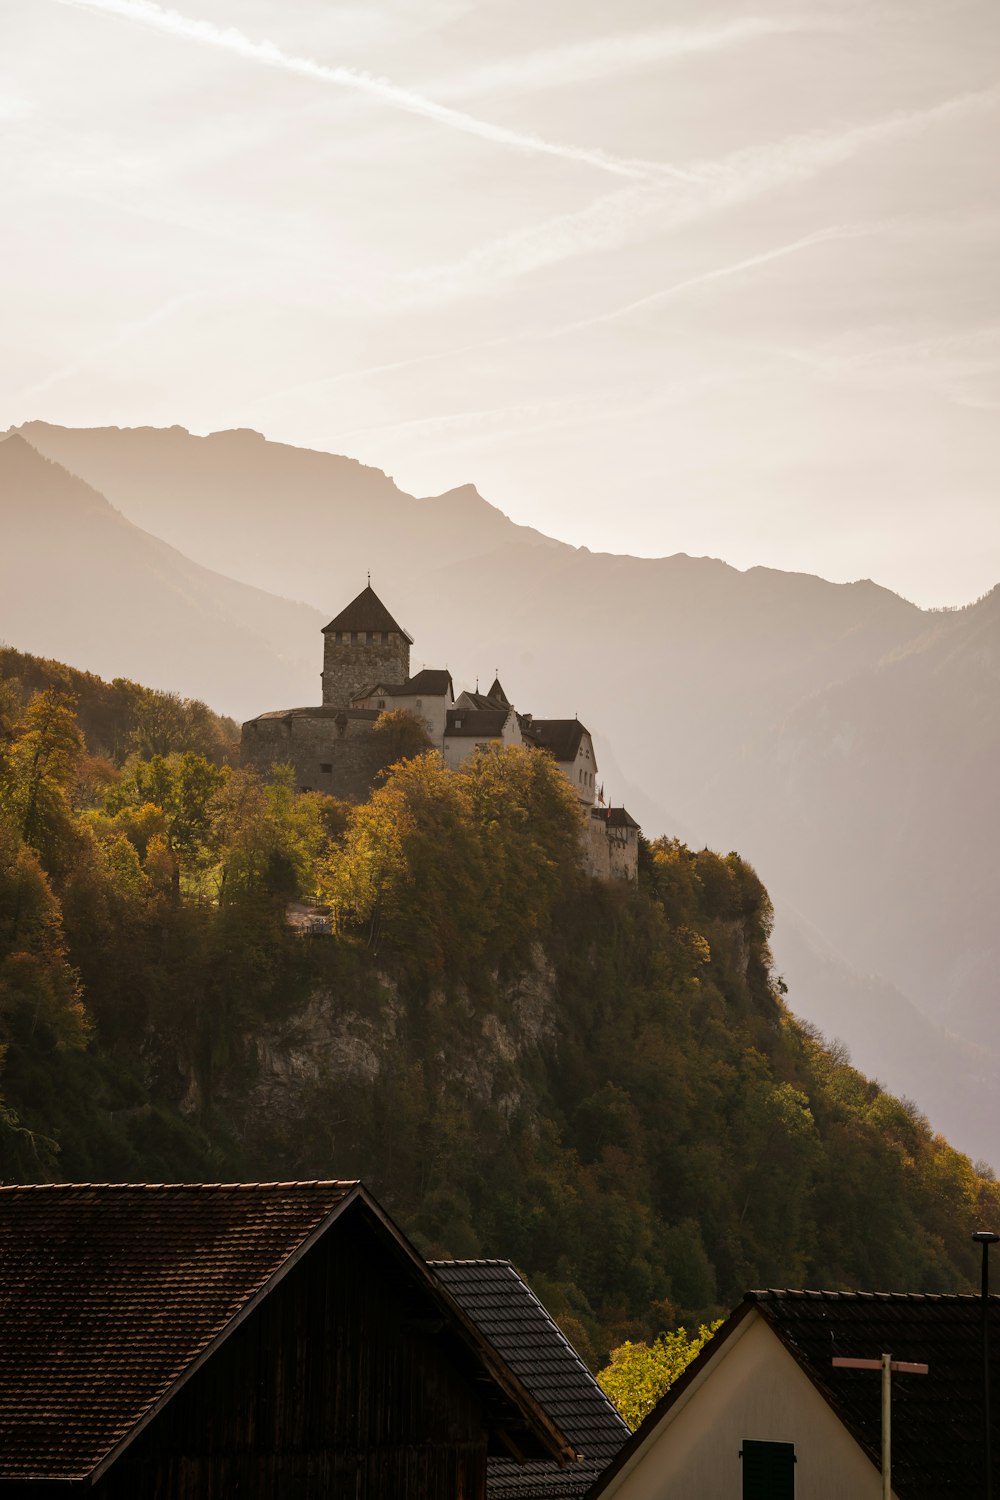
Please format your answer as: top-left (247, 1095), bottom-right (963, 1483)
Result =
top-left (5, 421), bottom-right (999, 1160)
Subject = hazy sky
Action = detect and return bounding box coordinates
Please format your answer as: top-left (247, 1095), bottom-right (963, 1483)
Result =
top-left (4, 0), bottom-right (999, 605)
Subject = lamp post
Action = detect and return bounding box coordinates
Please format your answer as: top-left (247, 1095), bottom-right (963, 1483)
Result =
top-left (972, 1230), bottom-right (999, 1499)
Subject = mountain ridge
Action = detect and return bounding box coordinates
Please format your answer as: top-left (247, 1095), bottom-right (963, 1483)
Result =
top-left (4, 420), bottom-right (999, 1161)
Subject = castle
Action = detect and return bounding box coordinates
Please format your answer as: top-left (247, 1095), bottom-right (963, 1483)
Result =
top-left (241, 585), bottom-right (639, 881)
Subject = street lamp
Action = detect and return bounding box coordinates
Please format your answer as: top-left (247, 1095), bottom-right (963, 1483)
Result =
top-left (972, 1230), bottom-right (999, 1498)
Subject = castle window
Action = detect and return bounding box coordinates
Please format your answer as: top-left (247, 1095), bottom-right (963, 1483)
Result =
top-left (372, 631), bottom-right (382, 643)
top-left (341, 631), bottom-right (351, 644)
top-left (377, 699), bottom-right (386, 709)
top-left (415, 699), bottom-right (422, 709)
top-left (388, 631), bottom-right (398, 643)
top-left (358, 631), bottom-right (368, 645)
top-left (320, 763), bottom-right (332, 773)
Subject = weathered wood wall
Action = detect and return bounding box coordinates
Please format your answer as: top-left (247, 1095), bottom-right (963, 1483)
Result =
top-left (90, 1210), bottom-right (488, 1500)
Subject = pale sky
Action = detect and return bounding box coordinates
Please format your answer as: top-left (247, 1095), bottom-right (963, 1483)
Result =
top-left (4, 0), bottom-right (999, 606)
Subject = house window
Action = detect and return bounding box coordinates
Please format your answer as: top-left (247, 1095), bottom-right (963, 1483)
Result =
top-left (415, 699), bottom-right (422, 709)
top-left (378, 699), bottom-right (386, 709)
top-left (320, 763), bottom-right (332, 773)
top-left (455, 717), bottom-right (463, 728)
top-left (741, 1440), bottom-right (795, 1499)
top-left (372, 631), bottom-right (382, 643)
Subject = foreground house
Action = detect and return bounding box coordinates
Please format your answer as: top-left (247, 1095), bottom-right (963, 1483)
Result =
top-left (0, 1181), bottom-right (577, 1498)
top-left (588, 1288), bottom-right (1000, 1499)
top-left (432, 1259), bottom-right (630, 1498)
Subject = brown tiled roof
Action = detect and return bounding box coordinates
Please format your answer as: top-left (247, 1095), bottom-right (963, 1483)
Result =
top-left (0, 1182), bottom-right (579, 1486)
top-left (446, 709), bottom-right (511, 739)
top-left (0, 1181), bottom-right (357, 1482)
top-left (523, 720), bottom-right (591, 765)
top-left (589, 1289), bottom-right (1000, 1500)
top-left (322, 585), bottom-right (413, 641)
top-left (431, 1261), bottom-right (628, 1498)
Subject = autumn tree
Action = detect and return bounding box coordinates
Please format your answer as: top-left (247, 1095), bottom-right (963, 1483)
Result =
top-left (0, 690), bottom-right (85, 875)
top-left (597, 1322), bottom-right (723, 1428)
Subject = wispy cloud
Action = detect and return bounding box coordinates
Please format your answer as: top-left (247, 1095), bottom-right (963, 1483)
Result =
top-left (16, 291), bottom-right (197, 402)
top-left (249, 224), bottom-right (867, 412)
top-left (51, 0), bottom-right (684, 181)
top-left (401, 83), bottom-right (1000, 302)
top-left (427, 16), bottom-right (833, 99)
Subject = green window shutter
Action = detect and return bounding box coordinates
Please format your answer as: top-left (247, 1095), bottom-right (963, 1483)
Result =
top-left (740, 1439), bottom-right (795, 1498)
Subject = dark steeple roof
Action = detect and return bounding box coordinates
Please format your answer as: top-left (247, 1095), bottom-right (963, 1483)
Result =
top-left (322, 585), bottom-right (413, 642)
top-left (487, 677), bottom-right (511, 708)
top-left (431, 1259), bottom-right (629, 1498)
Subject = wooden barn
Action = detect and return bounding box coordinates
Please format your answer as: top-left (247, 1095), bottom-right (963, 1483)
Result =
top-left (0, 1181), bottom-right (578, 1499)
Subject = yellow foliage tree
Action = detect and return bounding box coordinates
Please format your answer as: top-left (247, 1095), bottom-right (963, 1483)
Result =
top-left (597, 1321), bottom-right (723, 1429)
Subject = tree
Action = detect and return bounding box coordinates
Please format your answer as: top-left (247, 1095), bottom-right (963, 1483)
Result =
top-left (323, 752), bottom-right (487, 966)
top-left (597, 1321), bottom-right (723, 1428)
top-left (0, 690), bottom-right (85, 875)
top-left (0, 811), bottom-right (88, 1051)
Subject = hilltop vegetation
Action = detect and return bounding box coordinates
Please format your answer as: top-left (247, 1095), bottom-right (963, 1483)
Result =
top-left (0, 665), bottom-right (996, 1363)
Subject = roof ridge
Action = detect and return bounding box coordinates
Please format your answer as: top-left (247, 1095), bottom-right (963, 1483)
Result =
top-left (0, 1179), bottom-right (359, 1192)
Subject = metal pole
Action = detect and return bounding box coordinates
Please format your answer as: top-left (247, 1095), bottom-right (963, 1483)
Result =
top-left (984, 1242), bottom-right (993, 1500)
top-left (974, 1233), bottom-right (999, 1500)
top-left (881, 1352), bottom-right (891, 1500)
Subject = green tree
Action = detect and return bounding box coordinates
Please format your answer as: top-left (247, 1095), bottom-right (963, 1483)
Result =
top-left (597, 1321), bottom-right (723, 1428)
top-left (0, 690), bottom-right (85, 875)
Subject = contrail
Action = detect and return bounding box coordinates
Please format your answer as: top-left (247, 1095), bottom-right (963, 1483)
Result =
top-left (17, 291), bottom-right (197, 402)
top-left (52, 0), bottom-right (685, 182)
top-left (552, 224), bottom-right (874, 335)
top-left (429, 16), bottom-right (830, 99)
top-left (247, 225), bottom-right (868, 410)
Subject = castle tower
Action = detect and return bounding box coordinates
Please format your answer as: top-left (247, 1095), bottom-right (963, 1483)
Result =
top-left (321, 585), bottom-right (413, 707)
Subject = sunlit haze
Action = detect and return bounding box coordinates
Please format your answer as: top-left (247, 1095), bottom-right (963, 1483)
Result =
top-left (5, 0), bottom-right (999, 605)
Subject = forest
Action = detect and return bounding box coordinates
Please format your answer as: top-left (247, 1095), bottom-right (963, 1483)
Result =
top-left (0, 646), bottom-right (996, 1367)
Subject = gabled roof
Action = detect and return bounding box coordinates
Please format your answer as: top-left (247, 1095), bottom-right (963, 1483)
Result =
top-left (322, 585), bottom-right (413, 642)
top-left (487, 677), bottom-right (511, 708)
top-left (446, 708), bottom-right (511, 739)
top-left (431, 1260), bottom-right (628, 1498)
top-left (589, 1289), bottom-right (1000, 1500)
top-left (601, 807), bottom-right (640, 831)
top-left (523, 720), bottom-right (591, 764)
top-left (404, 667), bottom-right (454, 697)
top-left (358, 668), bottom-right (453, 701)
top-left (0, 1182), bottom-right (577, 1486)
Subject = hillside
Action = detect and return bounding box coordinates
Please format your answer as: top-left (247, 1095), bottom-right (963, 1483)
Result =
top-left (7, 422), bottom-right (1000, 1160)
top-left (0, 685), bottom-right (994, 1364)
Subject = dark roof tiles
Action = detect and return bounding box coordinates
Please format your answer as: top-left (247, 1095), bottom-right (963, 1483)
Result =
top-left (446, 709), bottom-right (511, 738)
top-left (432, 1260), bottom-right (628, 1499)
top-left (523, 720), bottom-right (591, 764)
top-left (322, 585), bottom-right (413, 641)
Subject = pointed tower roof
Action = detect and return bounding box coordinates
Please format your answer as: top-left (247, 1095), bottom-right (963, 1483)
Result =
top-left (322, 585), bottom-right (413, 642)
top-left (486, 676), bottom-right (511, 708)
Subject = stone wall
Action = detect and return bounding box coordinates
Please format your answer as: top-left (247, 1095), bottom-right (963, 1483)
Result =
top-left (582, 809), bottom-right (639, 882)
top-left (322, 630), bottom-right (410, 707)
top-left (241, 708), bottom-right (389, 803)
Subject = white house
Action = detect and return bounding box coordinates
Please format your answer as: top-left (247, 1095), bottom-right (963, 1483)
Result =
top-left (588, 1288), bottom-right (991, 1499)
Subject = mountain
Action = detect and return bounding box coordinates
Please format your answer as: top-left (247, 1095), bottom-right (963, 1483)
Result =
top-left (8, 422), bottom-right (1000, 1160)
top-left (0, 432), bottom-right (322, 713)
